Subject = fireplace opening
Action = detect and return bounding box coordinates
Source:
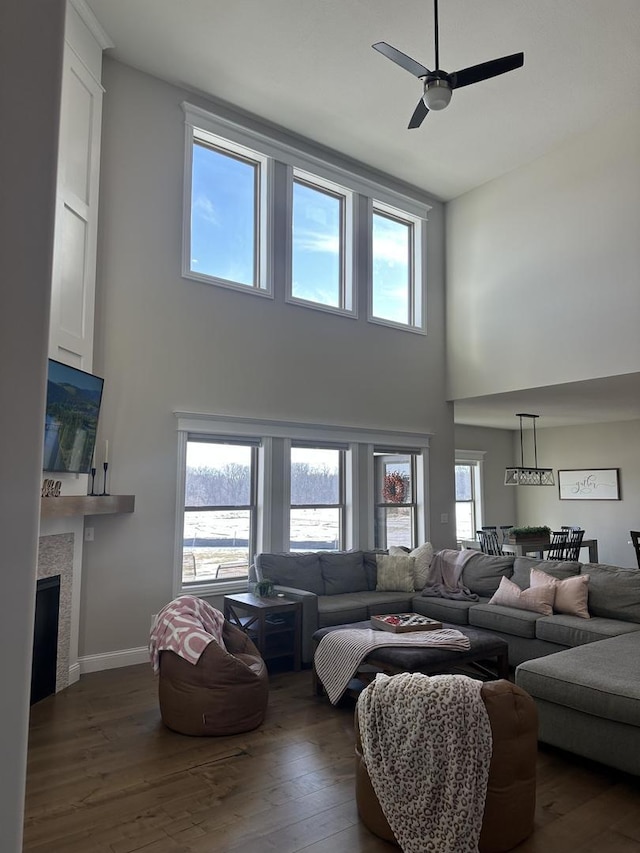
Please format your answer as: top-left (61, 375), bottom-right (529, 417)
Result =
top-left (31, 575), bottom-right (60, 705)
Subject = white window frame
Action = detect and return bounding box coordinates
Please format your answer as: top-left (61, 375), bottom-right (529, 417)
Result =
top-left (455, 450), bottom-right (485, 543)
top-left (368, 198), bottom-right (427, 334)
top-left (174, 411), bottom-right (432, 595)
top-left (181, 437), bottom-right (259, 589)
top-left (181, 102), bottom-right (432, 331)
top-left (285, 167), bottom-right (356, 318)
top-left (182, 118), bottom-right (274, 297)
top-left (289, 442), bottom-right (347, 551)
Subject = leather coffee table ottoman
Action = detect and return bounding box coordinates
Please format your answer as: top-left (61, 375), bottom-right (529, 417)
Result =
top-left (312, 620), bottom-right (509, 698)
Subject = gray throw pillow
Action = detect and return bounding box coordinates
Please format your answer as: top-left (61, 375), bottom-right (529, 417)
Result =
top-left (581, 563), bottom-right (640, 622)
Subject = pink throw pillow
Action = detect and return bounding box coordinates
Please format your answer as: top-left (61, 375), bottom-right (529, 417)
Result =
top-left (488, 575), bottom-right (555, 616)
top-left (530, 568), bottom-right (591, 619)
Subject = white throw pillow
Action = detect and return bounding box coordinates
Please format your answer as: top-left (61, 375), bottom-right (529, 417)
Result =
top-left (390, 542), bottom-right (434, 590)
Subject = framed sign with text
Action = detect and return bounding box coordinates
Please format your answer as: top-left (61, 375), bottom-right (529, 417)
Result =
top-left (558, 469), bottom-right (620, 501)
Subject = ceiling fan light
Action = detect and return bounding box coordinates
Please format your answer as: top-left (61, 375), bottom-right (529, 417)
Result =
top-left (423, 79), bottom-right (452, 110)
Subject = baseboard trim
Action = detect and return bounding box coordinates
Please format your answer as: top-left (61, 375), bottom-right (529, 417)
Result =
top-left (68, 662), bottom-right (81, 685)
top-left (79, 646), bottom-right (149, 674)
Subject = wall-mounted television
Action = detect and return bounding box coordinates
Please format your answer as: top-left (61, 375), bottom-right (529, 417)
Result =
top-left (42, 359), bottom-right (104, 474)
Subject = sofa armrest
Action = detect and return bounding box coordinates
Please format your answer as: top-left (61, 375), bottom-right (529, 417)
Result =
top-left (273, 585), bottom-right (319, 665)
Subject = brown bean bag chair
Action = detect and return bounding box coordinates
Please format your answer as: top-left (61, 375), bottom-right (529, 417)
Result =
top-left (355, 679), bottom-right (538, 853)
top-left (159, 621), bottom-right (268, 736)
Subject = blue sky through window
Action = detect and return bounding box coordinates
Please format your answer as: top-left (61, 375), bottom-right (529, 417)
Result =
top-left (292, 181), bottom-right (341, 307)
top-left (372, 212), bottom-right (410, 325)
top-left (191, 143), bottom-right (255, 285)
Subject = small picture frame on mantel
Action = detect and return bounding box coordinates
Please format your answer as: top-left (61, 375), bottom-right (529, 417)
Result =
top-left (558, 468), bottom-right (620, 501)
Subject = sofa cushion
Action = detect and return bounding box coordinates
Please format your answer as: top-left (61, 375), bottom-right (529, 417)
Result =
top-left (535, 614), bottom-right (640, 647)
top-left (488, 575), bottom-right (556, 616)
top-left (515, 633), bottom-right (640, 727)
top-left (376, 554), bottom-right (415, 592)
top-left (469, 603), bottom-right (540, 639)
top-left (581, 563), bottom-right (640, 623)
top-left (320, 551), bottom-right (367, 595)
top-left (511, 556), bottom-right (581, 590)
top-left (363, 550), bottom-right (384, 591)
top-left (255, 552), bottom-right (324, 596)
top-left (356, 591), bottom-right (415, 615)
top-left (461, 553), bottom-right (514, 596)
top-left (318, 595), bottom-right (368, 627)
top-left (412, 595), bottom-right (491, 626)
top-left (530, 569), bottom-right (590, 618)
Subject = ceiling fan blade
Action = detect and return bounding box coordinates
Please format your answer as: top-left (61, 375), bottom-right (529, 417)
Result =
top-left (372, 41), bottom-right (431, 78)
top-left (408, 98), bottom-right (429, 129)
top-left (450, 52), bottom-right (524, 90)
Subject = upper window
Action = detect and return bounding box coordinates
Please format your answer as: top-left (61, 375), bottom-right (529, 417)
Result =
top-left (290, 445), bottom-right (345, 550)
top-left (374, 451), bottom-right (419, 549)
top-left (182, 438), bottom-right (257, 586)
top-left (288, 171), bottom-right (354, 316)
top-left (184, 128), bottom-right (270, 295)
top-left (370, 201), bottom-right (425, 333)
top-left (454, 455), bottom-right (484, 542)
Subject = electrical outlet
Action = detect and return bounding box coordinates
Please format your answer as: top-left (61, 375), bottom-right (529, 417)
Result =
top-left (440, 513), bottom-right (449, 524)
top-left (84, 527), bottom-right (94, 542)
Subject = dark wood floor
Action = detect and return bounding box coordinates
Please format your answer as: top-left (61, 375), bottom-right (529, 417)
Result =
top-left (24, 664), bottom-right (640, 852)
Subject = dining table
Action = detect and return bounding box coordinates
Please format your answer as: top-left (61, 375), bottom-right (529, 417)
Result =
top-left (500, 538), bottom-right (599, 563)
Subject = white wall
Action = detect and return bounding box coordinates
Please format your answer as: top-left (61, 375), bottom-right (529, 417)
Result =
top-left (446, 108), bottom-right (640, 400)
top-left (0, 1), bottom-right (65, 849)
top-left (81, 59), bottom-right (454, 659)
top-left (454, 424), bottom-right (517, 530)
top-left (511, 420), bottom-right (640, 569)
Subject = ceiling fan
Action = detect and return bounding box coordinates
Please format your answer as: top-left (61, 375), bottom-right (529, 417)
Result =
top-left (373, 0), bottom-right (524, 128)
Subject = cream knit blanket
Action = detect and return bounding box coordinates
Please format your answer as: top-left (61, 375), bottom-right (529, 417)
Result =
top-left (358, 672), bottom-right (492, 853)
top-left (314, 627), bottom-right (471, 705)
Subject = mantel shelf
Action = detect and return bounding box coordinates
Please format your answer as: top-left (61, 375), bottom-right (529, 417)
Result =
top-left (40, 495), bottom-right (135, 519)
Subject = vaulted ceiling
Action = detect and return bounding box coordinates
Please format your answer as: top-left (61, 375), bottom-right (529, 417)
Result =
top-left (86, 0), bottom-right (640, 428)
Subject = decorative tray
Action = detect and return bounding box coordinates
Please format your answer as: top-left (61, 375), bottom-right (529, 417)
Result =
top-left (371, 613), bottom-right (443, 633)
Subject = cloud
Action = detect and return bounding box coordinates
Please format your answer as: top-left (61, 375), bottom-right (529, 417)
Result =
top-left (293, 228), bottom-right (339, 255)
top-left (193, 194), bottom-right (219, 226)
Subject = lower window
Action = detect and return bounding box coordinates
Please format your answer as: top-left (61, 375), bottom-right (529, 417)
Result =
top-left (374, 451), bottom-right (418, 549)
top-left (182, 438), bottom-right (257, 585)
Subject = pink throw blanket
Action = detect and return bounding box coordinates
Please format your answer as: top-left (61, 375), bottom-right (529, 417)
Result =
top-left (422, 548), bottom-right (479, 600)
top-left (149, 595), bottom-right (226, 673)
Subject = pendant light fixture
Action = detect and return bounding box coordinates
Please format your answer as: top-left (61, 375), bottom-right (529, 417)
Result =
top-left (504, 413), bottom-right (555, 486)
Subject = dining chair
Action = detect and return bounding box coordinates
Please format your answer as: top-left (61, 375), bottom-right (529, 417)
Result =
top-left (547, 530), bottom-right (569, 560)
top-left (499, 525), bottom-right (513, 545)
top-left (561, 525), bottom-right (582, 532)
top-left (477, 529), bottom-right (503, 556)
top-left (563, 528), bottom-right (585, 561)
top-left (631, 531), bottom-right (640, 570)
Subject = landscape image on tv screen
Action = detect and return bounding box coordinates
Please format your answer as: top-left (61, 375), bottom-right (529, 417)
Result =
top-left (42, 360), bottom-right (104, 474)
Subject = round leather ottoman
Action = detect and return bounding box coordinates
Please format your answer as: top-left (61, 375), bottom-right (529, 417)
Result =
top-left (354, 679), bottom-right (538, 853)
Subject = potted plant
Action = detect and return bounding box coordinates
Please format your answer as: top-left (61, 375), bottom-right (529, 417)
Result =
top-left (505, 525), bottom-right (551, 544)
top-left (254, 578), bottom-right (275, 597)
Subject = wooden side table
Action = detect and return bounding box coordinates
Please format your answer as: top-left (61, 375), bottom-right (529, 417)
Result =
top-left (224, 592), bottom-right (301, 671)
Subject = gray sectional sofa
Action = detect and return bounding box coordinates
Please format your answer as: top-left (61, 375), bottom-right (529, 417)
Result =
top-left (250, 548), bottom-right (640, 775)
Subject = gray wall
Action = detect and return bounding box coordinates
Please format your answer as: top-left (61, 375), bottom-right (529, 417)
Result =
top-left (512, 420), bottom-right (640, 569)
top-left (454, 424), bottom-right (517, 530)
top-left (82, 59), bottom-right (454, 657)
top-left (0, 1), bottom-right (65, 849)
top-left (446, 108), bottom-right (640, 400)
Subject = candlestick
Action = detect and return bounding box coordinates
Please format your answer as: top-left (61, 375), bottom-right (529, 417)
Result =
top-left (100, 461), bottom-right (110, 496)
top-left (90, 467), bottom-right (97, 496)
top-left (104, 440), bottom-right (109, 465)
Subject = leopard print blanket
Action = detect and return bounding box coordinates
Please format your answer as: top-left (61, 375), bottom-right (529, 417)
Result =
top-left (357, 672), bottom-right (492, 853)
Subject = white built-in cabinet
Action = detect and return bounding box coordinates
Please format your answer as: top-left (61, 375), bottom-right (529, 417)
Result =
top-left (49, 0), bottom-right (112, 370)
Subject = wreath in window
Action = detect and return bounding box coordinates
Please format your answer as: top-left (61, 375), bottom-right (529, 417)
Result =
top-left (383, 471), bottom-right (407, 504)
